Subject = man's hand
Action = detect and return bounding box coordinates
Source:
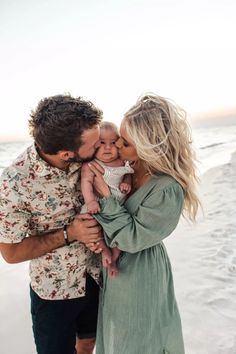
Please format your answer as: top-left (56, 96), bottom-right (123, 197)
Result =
top-left (67, 213), bottom-right (103, 244)
top-left (0, 214), bottom-right (102, 264)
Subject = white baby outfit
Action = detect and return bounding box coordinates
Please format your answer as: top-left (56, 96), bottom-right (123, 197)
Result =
top-left (95, 159), bottom-right (134, 204)
top-left (81, 160), bottom-right (134, 213)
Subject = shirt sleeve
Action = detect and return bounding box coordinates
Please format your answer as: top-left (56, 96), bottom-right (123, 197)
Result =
top-left (94, 182), bottom-right (184, 253)
top-left (0, 177), bottom-right (30, 243)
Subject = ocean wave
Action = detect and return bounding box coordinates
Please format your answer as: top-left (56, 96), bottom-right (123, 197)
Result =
top-left (200, 142), bottom-right (225, 150)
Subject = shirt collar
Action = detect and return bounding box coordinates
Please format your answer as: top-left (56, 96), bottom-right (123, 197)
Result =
top-left (28, 144), bottom-right (81, 177)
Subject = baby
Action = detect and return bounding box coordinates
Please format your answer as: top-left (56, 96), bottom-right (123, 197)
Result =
top-left (81, 121), bottom-right (134, 277)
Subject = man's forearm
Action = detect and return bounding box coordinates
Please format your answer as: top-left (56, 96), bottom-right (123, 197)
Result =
top-left (0, 213), bottom-right (103, 264)
top-left (0, 228), bottom-right (65, 264)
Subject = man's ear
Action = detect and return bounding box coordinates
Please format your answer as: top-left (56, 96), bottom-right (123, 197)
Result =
top-left (58, 150), bottom-right (74, 161)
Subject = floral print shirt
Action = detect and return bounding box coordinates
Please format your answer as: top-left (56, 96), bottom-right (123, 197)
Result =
top-left (0, 145), bottom-right (101, 300)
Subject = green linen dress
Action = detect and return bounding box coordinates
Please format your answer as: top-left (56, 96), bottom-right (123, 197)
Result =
top-left (94, 174), bottom-right (185, 354)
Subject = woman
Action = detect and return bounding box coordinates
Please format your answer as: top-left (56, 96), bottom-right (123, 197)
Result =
top-left (88, 93), bottom-right (200, 354)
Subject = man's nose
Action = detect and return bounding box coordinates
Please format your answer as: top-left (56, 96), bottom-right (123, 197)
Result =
top-left (95, 140), bottom-right (101, 148)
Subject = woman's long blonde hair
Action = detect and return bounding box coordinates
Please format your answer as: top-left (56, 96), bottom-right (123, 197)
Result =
top-left (124, 93), bottom-right (200, 222)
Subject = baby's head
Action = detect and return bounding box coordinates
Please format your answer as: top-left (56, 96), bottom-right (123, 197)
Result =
top-left (95, 121), bottom-right (119, 163)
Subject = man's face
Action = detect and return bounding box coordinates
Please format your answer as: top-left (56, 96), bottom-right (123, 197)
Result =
top-left (69, 126), bottom-right (101, 163)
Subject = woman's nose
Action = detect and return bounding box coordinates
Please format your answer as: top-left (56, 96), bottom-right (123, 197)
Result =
top-left (115, 138), bottom-right (122, 149)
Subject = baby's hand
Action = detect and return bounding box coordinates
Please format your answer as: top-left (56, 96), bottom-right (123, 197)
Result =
top-left (87, 200), bottom-right (101, 214)
top-left (119, 182), bottom-right (131, 194)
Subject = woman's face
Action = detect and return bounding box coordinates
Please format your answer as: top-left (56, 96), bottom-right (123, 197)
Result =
top-left (115, 118), bottom-right (139, 167)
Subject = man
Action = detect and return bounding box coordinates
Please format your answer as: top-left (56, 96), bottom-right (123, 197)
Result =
top-left (0, 94), bottom-right (103, 354)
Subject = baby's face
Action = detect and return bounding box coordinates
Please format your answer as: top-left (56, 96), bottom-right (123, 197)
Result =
top-left (95, 128), bottom-right (119, 163)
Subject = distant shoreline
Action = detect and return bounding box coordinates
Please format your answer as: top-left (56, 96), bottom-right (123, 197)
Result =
top-left (1, 115), bottom-right (236, 141)
top-left (189, 114), bottom-right (236, 128)
top-left (0, 139), bottom-right (32, 145)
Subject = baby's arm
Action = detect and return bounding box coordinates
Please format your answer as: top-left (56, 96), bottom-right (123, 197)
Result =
top-left (119, 173), bottom-right (132, 194)
top-left (81, 162), bottom-right (100, 213)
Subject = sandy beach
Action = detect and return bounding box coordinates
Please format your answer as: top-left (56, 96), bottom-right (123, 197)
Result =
top-left (166, 150), bottom-right (236, 353)
top-left (1, 151), bottom-right (236, 354)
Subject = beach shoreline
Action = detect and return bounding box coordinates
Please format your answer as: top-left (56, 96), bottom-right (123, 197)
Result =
top-left (166, 150), bottom-right (236, 354)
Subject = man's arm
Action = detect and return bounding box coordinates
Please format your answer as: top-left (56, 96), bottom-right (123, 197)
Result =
top-left (0, 214), bottom-right (102, 264)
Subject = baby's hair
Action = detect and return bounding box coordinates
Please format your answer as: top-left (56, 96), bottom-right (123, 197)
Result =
top-left (100, 121), bottom-right (119, 136)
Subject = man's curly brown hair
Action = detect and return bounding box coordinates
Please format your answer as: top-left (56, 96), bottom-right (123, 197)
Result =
top-left (28, 94), bottom-right (103, 154)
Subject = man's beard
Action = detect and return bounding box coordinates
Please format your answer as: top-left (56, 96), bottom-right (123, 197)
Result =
top-left (67, 151), bottom-right (96, 163)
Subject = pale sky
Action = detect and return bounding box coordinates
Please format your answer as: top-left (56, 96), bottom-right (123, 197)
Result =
top-left (1, 0), bottom-right (236, 141)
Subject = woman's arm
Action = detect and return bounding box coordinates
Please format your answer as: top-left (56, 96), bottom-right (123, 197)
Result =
top-left (87, 162), bottom-right (184, 253)
top-left (94, 183), bottom-right (184, 253)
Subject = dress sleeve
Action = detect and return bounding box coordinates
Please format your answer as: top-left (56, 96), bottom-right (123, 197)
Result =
top-left (0, 177), bottom-right (30, 243)
top-left (94, 182), bottom-right (184, 253)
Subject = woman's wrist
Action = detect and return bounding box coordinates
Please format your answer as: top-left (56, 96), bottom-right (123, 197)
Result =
top-left (98, 195), bottom-right (114, 211)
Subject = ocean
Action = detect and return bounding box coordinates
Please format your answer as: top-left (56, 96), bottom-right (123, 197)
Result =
top-left (1, 123), bottom-right (236, 176)
top-left (192, 123), bottom-right (236, 173)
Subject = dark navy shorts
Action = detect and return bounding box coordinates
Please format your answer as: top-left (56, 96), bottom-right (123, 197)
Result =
top-left (30, 273), bottom-right (99, 354)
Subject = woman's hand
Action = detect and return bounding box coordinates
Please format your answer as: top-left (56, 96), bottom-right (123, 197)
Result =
top-left (88, 161), bottom-right (111, 198)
